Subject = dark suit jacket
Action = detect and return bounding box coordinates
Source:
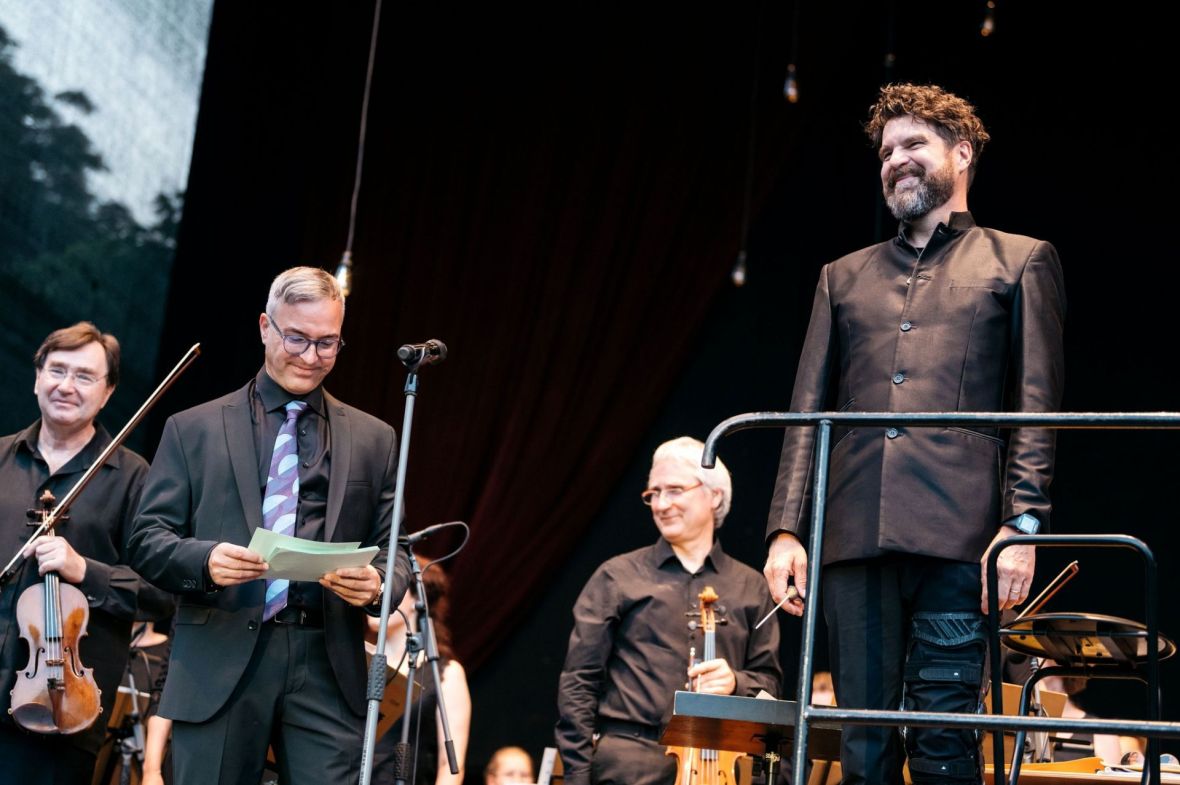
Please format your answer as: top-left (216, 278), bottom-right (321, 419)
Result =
top-left (128, 380), bottom-right (410, 721)
top-left (767, 212), bottom-right (1066, 565)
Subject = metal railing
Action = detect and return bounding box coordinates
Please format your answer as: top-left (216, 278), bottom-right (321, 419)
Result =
top-left (702, 411), bottom-right (1180, 785)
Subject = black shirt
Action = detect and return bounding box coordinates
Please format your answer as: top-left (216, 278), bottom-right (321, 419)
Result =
top-left (0, 421), bottom-right (173, 753)
top-left (555, 537), bottom-right (782, 784)
top-left (249, 367), bottom-right (330, 610)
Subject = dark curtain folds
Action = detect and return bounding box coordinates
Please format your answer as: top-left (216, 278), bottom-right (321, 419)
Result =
top-left (155, 2), bottom-right (793, 668)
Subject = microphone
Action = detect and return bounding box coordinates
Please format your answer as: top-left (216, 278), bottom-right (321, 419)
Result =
top-left (398, 521), bottom-right (464, 546)
top-left (397, 339), bottom-right (447, 369)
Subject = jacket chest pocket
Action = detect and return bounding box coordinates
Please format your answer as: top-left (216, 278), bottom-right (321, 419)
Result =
top-left (938, 278), bottom-right (1013, 329)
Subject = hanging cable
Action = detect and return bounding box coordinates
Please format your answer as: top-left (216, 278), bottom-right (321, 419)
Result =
top-left (732, 1), bottom-right (770, 288)
top-left (335, 0), bottom-right (384, 296)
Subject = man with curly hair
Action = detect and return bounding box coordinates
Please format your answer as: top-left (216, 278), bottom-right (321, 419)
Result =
top-left (763, 83), bottom-right (1065, 784)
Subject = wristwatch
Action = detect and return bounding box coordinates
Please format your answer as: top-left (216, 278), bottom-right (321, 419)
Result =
top-left (1005, 513), bottom-right (1041, 535)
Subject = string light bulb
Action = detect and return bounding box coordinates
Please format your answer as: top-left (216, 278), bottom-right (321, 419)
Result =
top-left (335, 251), bottom-right (354, 297)
top-left (783, 64), bottom-right (799, 104)
top-left (731, 250), bottom-right (748, 287)
top-left (981, 1), bottom-right (996, 37)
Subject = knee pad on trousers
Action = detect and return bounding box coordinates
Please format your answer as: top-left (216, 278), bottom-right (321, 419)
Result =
top-left (902, 612), bottom-right (987, 784)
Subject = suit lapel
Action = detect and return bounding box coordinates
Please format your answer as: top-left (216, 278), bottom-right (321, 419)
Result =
top-left (223, 394), bottom-right (264, 535)
top-left (324, 391), bottom-right (350, 543)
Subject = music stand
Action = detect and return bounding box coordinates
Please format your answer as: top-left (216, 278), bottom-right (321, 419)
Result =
top-left (999, 612), bottom-right (1177, 785)
top-left (662, 692), bottom-right (842, 782)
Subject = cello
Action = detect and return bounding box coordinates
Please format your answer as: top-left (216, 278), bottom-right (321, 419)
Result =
top-left (666, 586), bottom-right (745, 785)
top-left (8, 490), bottom-right (100, 734)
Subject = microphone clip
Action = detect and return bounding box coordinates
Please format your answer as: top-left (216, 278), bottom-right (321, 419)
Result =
top-left (397, 340), bottom-right (447, 372)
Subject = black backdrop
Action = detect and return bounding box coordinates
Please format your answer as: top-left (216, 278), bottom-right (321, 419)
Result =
top-left (152, 1), bottom-right (1180, 778)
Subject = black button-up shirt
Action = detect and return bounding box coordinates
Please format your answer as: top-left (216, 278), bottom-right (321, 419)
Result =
top-left (0, 421), bottom-right (173, 753)
top-left (555, 537), bottom-right (782, 784)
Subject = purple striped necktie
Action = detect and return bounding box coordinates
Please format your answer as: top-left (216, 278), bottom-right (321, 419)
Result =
top-left (262, 400), bottom-right (307, 622)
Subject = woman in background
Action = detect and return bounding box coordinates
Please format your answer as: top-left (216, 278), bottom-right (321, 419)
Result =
top-left (367, 567), bottom-right (471, 785)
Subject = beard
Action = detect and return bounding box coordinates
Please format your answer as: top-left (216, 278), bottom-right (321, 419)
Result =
top-left (884, 157), bottom-right (956, 221)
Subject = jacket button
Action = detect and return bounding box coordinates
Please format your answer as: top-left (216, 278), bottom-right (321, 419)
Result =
top-left (892, 372), bottom-right (905, 384)
top-left (886, 428), bottom-right (899, 439)
top-left (248, 620), bottom-right (259, 631)
top-left (900, 321), bottom-right (912, 332)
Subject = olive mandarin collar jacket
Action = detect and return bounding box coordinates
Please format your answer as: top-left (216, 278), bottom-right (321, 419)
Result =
top-left (767, 212), bottom-right (1066, 565)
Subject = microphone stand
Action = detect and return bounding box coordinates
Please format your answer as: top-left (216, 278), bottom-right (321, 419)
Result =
top-left (392, 550), bottom-right (458, 785)
top-left (359, 354), bottom-right (459, 785)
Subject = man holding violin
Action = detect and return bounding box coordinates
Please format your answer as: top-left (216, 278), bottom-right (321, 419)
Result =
top-left (0, 322), bottom-right (173, 783)
top-left (556, 437), bottom-right (782, 785)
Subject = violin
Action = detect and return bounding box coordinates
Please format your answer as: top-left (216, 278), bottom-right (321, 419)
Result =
top-left (666, 586), bottom-right (744, 785)
top-left (8, 490), bottom-right (101, 734)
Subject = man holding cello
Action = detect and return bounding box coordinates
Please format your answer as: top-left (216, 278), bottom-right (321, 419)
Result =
top-left (556, 437), bottom-right (782, 785)
top-left (0, 322), bottom-right (172, 783)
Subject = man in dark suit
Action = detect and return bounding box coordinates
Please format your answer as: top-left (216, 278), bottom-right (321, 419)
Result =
top-left (129, 267), bottom-right (411, 785)
top-left (0, 322), bottom-right (173, 784)
top-left (763, 84), bottom-right (1065, 785)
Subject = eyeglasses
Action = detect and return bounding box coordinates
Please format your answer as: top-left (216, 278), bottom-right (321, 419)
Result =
top-left (42, 365), bottom-right (106, 388)
top-left (640, 480), bottom-right (704, 506)
top-left (267, 314), bottom-right (345, 358)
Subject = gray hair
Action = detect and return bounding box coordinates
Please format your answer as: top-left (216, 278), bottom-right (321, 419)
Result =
top-left (266, 266), bottom-right (345, 316)
top-left (651, 436), bottom-right (733, 526)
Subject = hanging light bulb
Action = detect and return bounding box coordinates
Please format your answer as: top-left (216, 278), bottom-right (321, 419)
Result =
top-left (335, 251), bottom-right (354, 297)
top-left (333, 0), bottom-right (382, 302)
top-left (783, 64), bottom-right (799, 104)
top-left (980, 1), bottom-right (996, 37)
top-left (731, 250), bottom-right (748, 287)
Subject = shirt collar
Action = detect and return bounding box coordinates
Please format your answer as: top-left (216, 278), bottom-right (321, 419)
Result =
top-left (15, 421), bottom-right (120, 471)
top-left (896, 210), bottom-right (976, 249)
top-left (651, 535), bottom-right (725, 573)
top-left (254, 366), bottom-right (326, 418)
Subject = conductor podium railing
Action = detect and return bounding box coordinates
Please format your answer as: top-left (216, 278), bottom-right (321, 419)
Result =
top-left (701, 411), bottom-right (1180, 785)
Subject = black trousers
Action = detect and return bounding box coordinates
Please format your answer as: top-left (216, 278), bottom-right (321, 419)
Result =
top-left (823, 555), bottom-right (987, 785)
top-left (591, 734), bottom-right (677, 785)
top-left (170, 623), bottom-right (363, 785)
top-left (0, 725), bottom-right (96, 785)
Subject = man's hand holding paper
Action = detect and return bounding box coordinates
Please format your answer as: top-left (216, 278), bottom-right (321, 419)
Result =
top-left (320, 565), bottom-right (383, 607)
top-left (246, 527), bottom-right (379, 583)
top-left (208, 542), bottom-right (269, 587)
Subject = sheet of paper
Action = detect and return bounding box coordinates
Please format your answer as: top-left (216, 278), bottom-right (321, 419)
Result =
top-left (247, 528), bottom-right (377, 581)
top-left (248, 527), bottom-right (362, 560)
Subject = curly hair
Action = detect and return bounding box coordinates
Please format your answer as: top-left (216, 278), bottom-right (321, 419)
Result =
top-left (865, 83), bottom-right (990, 175)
